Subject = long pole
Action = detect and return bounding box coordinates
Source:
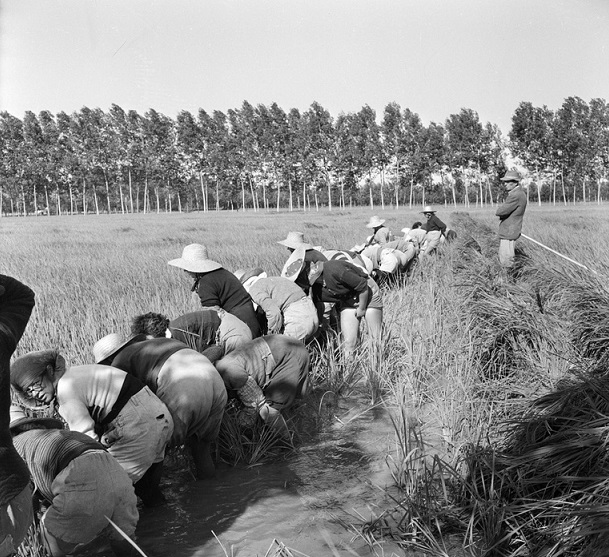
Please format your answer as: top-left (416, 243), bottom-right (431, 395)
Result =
top-left (521, 234), bottom-right (597, 275)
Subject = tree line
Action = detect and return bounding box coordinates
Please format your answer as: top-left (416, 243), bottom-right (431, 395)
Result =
top-left (1, 96), bottom-right (607, 216)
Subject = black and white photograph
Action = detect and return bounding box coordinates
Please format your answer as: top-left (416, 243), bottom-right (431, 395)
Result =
top-left (1, 1), bottom-right (609, 556)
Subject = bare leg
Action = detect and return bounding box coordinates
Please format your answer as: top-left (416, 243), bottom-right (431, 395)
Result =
top-left (339, 308), bottom-right (361, 360)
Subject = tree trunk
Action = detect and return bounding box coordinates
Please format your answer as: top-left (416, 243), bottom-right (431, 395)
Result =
top-left (119, 181), bottom-right (125, 214)
top-left (487, 179), bottom-right (494, 206)
top-left (561, 171), bottom-right (567, 205)
top-left (45, 184), bottom-right (50, 214)
top-left (552, 170), bottom-right (556, 205)
top-left (56, 185), bottom-right (61, 216)
top-left (20, 181), bottom-right (26, 215)
top-left (241, 177), bottom-right (246, 211)
top-left (598, 176), bottom-right (602, 205)
top-left (104, 172), bottom-right (111, 214)
top-left (288, 178), bottom-right (293, 211)
top-left (302, 181), bottom-right (306, 212)
top-left (368, 170), bottom-right (373, 210)
top-left (314, 190), bottom-right (319, 211)
top-left (380, 166), bottom-right (385, 210)
top-left (128, 168), bottom-right (134, 213)
top-left (177, 193), bottom-right (182, 213)
top-left (33, 184), bottom-right (38, 214)
top-left (216, 179), bottom-right (220, 211)
top-left (395, 161), bottom-right (400, 210)
top-left (69, 183), bottom-right (74, 215)
top-left (340, 178), bottom-right (345, 209)
top-left (143, 174), bottom-right (149, 214)
top-left (155, 186), bottom-right (160, 213)
top-left (583, 176), bottom-right (586, 203)
top-left (409, 178), bottom-right (413, 208)
top-left (199, 172), bottom-right (207, 212)
top-left (249, 175), bottom-right (257, 211)
top-left (82, 178), bottom-right (87, 215)
top-left (276, 178), bottom-right (280, 212)
top-left (93, 184), bottom-right (100, 215)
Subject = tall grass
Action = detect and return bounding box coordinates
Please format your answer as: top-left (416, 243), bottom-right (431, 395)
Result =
top-left (4, 205), bottom-right (609, 556)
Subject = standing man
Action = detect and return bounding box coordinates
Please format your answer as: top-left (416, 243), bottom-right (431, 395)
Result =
top-left (495, 170), bottom-right (527, 268)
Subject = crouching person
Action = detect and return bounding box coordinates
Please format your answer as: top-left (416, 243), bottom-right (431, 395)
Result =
top-left (234, 268), bottom-right (319, 343)
top-left (131, 308), bottom-right (251, 360)
top-left (9, 406), bottom-right (140, 557)
top-left (10, 350), bottom-right (173, 507)
top-left (94, 334), bottom-right (227, 480)
top-left (214, 335), bottom-right (310, 439)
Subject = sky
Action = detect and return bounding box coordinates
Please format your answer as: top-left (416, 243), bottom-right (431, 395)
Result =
top-left (1, 0), bottom-right (608, 134)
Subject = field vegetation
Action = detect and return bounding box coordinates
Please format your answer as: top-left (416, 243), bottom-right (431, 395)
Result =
top-left (3, 203), bottom-right (609, 556)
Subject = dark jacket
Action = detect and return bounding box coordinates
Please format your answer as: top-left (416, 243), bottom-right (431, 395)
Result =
top-left (0, 275), bottom-right (35, 506)
top-left (496, 186), bottom-right (527, 240)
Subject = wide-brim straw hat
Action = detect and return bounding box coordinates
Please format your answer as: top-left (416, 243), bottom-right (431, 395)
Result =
top-left (366, 216), bottom-right (385, 229)
top-left (93, 333), bottom-right (146, 364)
top-left (500, 170), bottom-right (522, 182)
top-left (168, 244), bottom-right (223, 273)
top-left (421, 206), bottom-right (436, 214)
top-left (9, 405), bottom-right (64, 434)
top-left (277, 231), bottom-right (312, 251)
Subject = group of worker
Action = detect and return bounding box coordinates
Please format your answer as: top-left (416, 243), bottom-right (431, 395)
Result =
top-left (1, 170), bottom-right (528, 557)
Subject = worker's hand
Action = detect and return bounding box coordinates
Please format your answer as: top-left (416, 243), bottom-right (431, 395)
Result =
top-left (355, 307), bottom-right (366, 319)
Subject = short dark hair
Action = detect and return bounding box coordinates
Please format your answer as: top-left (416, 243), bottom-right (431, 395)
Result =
top-left (411, 221), bottom-right (422, 229)
top-left (131, 312), bottom-right (170, 338)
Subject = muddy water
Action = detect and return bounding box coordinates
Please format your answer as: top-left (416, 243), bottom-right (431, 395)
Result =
top-left (87, 395), bottom-right (405, 557)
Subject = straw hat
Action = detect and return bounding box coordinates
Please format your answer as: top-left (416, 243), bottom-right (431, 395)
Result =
top-left (421, 206), bottom-right (436, 214)
top-left (93, 333), bottom-right (146, 364)
top-left (500, 170), bottom-right (522, 182)
top-left (277, 232), bottom-right (312, 250)
top-left (366, 216), bottom-right (385, 229)
top-left (168, 244), bottom-right (223, 273)
top-left (9, 405), bottom-right (63, 434)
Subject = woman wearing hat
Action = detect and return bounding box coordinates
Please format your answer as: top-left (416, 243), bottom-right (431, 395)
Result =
top-left (364, 216), bottom-right (393, 247)
top-left (0, 275), bottom-right (35, 557)
top-left (496, 170), bottom-right (527, 267)
top-left (9, 406), bottom-right (140, 557)
top-left (420, 206), bottom-right (447, 257)
top-left (131, 308), bottom-right (252, 358)
top-left (277, 232), bottom-right (328, 295)
top-left (234, 268), bottom-right (319, 343)
top-left (169, 243), bottom-right (262, 338)
top-left (93, 333), bottom-right (227, 480)
top-left (10, 349), bottom-right (173, 507)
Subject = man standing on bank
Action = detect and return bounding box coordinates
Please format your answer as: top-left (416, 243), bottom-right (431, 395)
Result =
top-left (495, 170), bottom-right (527, 268)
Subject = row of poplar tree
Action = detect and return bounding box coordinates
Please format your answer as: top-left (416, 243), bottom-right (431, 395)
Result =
top-left (1, 96), bottom-right (607, 215)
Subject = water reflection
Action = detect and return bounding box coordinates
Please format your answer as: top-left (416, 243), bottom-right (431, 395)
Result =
top-left (82, 393), bottom-right (400, 557)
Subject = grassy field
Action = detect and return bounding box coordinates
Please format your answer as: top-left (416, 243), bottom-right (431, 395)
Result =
top-left (3, 203), bottom-right (609, 557)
